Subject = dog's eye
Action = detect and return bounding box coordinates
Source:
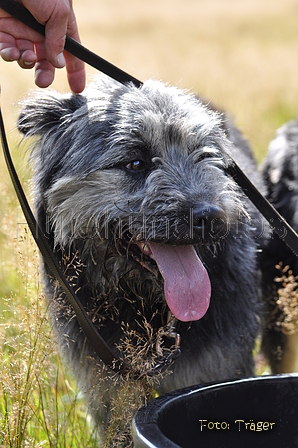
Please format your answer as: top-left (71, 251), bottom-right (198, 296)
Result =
top-left (125, 160), bottom-right (145, 172)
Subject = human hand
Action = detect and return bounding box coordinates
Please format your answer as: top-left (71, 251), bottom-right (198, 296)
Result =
top-left (0, 0), bottom-right (86, 93)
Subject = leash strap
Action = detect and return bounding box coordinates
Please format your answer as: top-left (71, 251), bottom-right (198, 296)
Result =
top-left (228, 163), bottom-right (298, 256)
top-left (0, 106), bottom-right (130, 376)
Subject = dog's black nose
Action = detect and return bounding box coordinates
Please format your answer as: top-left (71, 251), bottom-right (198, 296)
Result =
top-left (191, 203), bottom-right (226, 240)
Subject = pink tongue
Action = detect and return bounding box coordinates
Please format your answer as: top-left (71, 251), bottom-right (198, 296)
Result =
top-left (148, 243), bottom-right (211, 322)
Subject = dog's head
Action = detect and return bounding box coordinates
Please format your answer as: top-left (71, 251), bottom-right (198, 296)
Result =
top-left (18, 77), bottom-right (247, 324)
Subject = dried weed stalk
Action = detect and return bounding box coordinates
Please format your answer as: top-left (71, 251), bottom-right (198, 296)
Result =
top-left (274, 263), bottom-right (298, 335)
top-left (103, 314), bottom-right (175, 447)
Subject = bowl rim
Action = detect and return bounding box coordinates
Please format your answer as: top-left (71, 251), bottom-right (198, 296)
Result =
top-left (132, 373), bottom-right (298, 448)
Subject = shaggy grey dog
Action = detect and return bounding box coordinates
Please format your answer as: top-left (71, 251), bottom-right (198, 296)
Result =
top-left (17, 76), bottom-right (267, 431)
top-left (260, 119), bottom-right (298, 373)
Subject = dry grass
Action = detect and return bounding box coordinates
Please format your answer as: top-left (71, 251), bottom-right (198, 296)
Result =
top-left (1, 0), bottom-right (298, 445)
top-left (0, 227), bottom-right (96, 447)
top-left (274, 264), bottom-right (298, 335)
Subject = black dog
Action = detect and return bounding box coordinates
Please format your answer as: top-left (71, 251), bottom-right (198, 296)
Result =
top-left (18, 76), bottom-right (267, 435)
top-left (260, 118), bottom-right (298, 373)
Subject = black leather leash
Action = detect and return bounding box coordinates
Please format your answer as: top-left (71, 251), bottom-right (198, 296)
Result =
top-left (228, 164), bottom-right (298, 256)
top-left (0, 0), bottom-right (298, 378)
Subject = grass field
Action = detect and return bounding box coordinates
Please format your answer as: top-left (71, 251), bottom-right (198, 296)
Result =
top-left (1, 0), bottom-right (298, 445)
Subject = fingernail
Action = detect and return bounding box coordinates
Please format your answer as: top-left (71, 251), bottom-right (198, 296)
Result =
top-left (57, 52), bottom-right (66, 68)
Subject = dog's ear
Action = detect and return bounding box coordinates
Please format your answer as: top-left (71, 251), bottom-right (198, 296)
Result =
top-left (17, 91), bottom-right (86, 137)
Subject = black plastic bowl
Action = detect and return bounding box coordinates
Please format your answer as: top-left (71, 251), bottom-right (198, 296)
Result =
top-left (132, 374), bottom-right (298, 448)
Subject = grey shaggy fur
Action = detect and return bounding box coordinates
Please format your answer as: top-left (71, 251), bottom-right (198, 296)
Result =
top-left (260, 119), bottom-right (298, 372)
top-left (18, 76), bottom-right (267, 431)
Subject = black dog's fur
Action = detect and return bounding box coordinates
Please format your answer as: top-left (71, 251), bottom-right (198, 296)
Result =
top-left (18, 77), bottom-right (269, 432)
top-left (260, 119), bottom-right (298, 372)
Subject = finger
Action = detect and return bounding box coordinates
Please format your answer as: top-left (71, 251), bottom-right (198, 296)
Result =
top-left (64, 9), bottom-right (86, 93)
top-left (17, 49), bottom-right (37, 68)
top-left (0, 31), bottom-right (18, 60)
top-left (40, 1), bottom-right (70, 68)
top-left (0, 17), bottom-right (44, 42)
top-left (34, 41), bottom-right (55, 88)
top-left (15, 38), bottom-right (36, 68)
top-left (67, 64), bottom-right (86, 94)
top-left (0, 45), bottom-right (20, 61)
top-left (43, 4), bottom-right (86, 91)
top-left (0, 34), bottom-right (35, 64)
top-left (35, 60), bottom-right (55, 88)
